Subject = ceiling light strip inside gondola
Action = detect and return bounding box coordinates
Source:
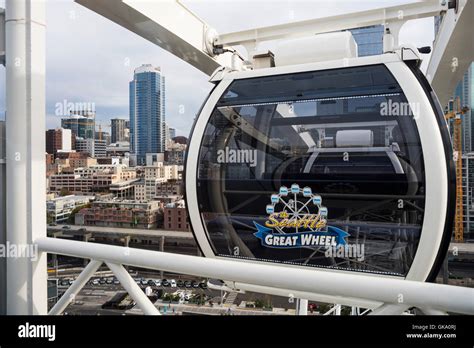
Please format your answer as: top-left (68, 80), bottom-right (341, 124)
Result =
top-left (224, 93), bottom-right (402, 109)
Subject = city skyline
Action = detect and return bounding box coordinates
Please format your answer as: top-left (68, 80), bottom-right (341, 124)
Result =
top-left (0, 0), bottom-right (436, 137)
top-left (0, 0), bottom-right (472, 324)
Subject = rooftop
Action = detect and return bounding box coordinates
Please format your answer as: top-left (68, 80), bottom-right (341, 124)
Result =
top-left (134, 64), bottom-right (161, 74)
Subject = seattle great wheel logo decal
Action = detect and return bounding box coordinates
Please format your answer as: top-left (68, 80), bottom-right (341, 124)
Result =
top-left (253, 184), bottom-right (349, 249)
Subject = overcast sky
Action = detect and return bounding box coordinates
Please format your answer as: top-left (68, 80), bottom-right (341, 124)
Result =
top-left (0, 0), bottom-right (435, 137)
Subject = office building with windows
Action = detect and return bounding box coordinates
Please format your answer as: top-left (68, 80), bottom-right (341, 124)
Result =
top-left (456, 66), bottom-right (473, 153)
top-left (129, 64), bottom-right (166, 166)
top-left (75, 137), bottom-right (107, 158)
top-left (61, 110), bottom-right (95, 140)
top-left (462, 153), bottom-right (474, 239)
top-left (111, 118), bottom-right (128, 143)
top-left (46, 128), bottom-right (73, 156)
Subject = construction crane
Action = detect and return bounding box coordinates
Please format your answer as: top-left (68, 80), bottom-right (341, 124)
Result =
top-left (97, 122), bottom-right (103, 141)
top-left (97, 121), bottom-right (112, 142)
top-left (445, 96), bottom-right (470, 242)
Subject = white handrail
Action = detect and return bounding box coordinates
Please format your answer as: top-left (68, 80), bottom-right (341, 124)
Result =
top-left (37, 237), bottom-right (474, 315)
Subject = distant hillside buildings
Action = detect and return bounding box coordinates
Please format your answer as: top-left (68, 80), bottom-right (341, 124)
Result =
top-left (45, 64), bottom-right (188, 231)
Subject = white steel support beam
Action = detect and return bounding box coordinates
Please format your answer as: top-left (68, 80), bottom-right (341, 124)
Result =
top-left (75, 0), bottom-right (234, 76)
top-left (323, 304), bottom-right (341, 316)
top-left (5, 0), bottom-right (47, 315)
top-left (296, 298), bottom-right (308, 316)
top-left (0, 8), bottom-right (5, 65)
top-left (37, 237), bottom-right (474, 315)
top-left (232, 282), bottom-right (381, 309)
top-left (369, 304), bottom-right (410, 315)
top-left (426, 0), bottom-right (474, 107)
top-left (0, 121), bottom-right (5, 315)
top-left (420, 308), bottom-right (448, 315)
top-left (49, 260), bottom-right (103, 315)
top-left (0, 6), bottom-right (4, 316)
top-left (106, 262), bottom-right (160, 315)
top-left (216, 0), bottom-right (448, 47)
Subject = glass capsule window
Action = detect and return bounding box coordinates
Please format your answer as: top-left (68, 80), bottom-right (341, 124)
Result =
top-left (196, 65), bottom-right (425, 276)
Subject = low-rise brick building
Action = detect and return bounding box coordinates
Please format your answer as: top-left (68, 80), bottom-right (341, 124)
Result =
top-left (163, 201), bottom-right (189, 231)
top-left (75, 200), bottom-right (160, 229)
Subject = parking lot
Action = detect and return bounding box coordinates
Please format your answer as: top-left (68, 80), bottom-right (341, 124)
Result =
top-left (49, 271), bottom-right (300, 315)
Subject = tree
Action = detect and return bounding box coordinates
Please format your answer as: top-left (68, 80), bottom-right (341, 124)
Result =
top-left (59, 188), bottom-right (71, 197)
top-left (67, 203), bottom-right (91, 224)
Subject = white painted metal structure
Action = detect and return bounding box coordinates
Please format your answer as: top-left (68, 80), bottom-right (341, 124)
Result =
top-left (426, 0), bottom-right (474, 107)
top-left (0, 9), bottom-right (5, 65)
top-left (3, 0), bottom-right (47, 315)
top-left (185, 52), bottom-right (451, 282)
top-left (75, 0), bottom-right (237, 75)
top-left (36, 237), bottom-right (474, 315)
top-left (1, 0), bottom-right (473, 315)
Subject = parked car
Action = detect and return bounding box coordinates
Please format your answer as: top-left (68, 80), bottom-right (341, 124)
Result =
top-left (106, 278), bottom-right (113, 285)
top-left (60, 279), bottom-right (69, 286)
top-left (199, 281), bottom-right (207, 289)
top-left (140, 279), bottom-right (148, 286)
top-left (99, 278), bottom-right (106, 285)
top-left (191, 281), bottom-right (199, 288)
top-left (92, 279), bottom-right (99, 286)
top-left (154, 279), bottom-right (162, 287)
top-left (148, 279), bottom-right (155, 286)
top-left (177, 280), bottom-right (184, 287)
top-left (184, 281), bottom-right (192, 288)
top-left (113, 278), bottom-right (120, 285)
top-left (134, 278), bottom-right (141, 285)
top-left (162, 279), bottom-right (170, 287)
top-left (170, 279), bottom-right (177, 288)
top-left (62, 225), bottom-right (71, 230)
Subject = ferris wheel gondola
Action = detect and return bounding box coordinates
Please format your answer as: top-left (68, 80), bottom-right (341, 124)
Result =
top-left (186, 50), bottom-right (456, 282)
top-left (75, 0), bottom-right (472, 287)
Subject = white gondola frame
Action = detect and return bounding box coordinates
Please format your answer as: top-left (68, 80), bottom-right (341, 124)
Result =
top-left (186, 53), bottom-right (450, 282)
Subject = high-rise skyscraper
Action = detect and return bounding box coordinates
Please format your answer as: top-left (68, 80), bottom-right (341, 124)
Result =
top-left (456, 66), bottom-right (473, 152)
top-left (61, 110), bottom-right (95, 140)
top-left (111, 118), bottom-right (128, 143)
top-left (129, 64), bottom-right (166, 166)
